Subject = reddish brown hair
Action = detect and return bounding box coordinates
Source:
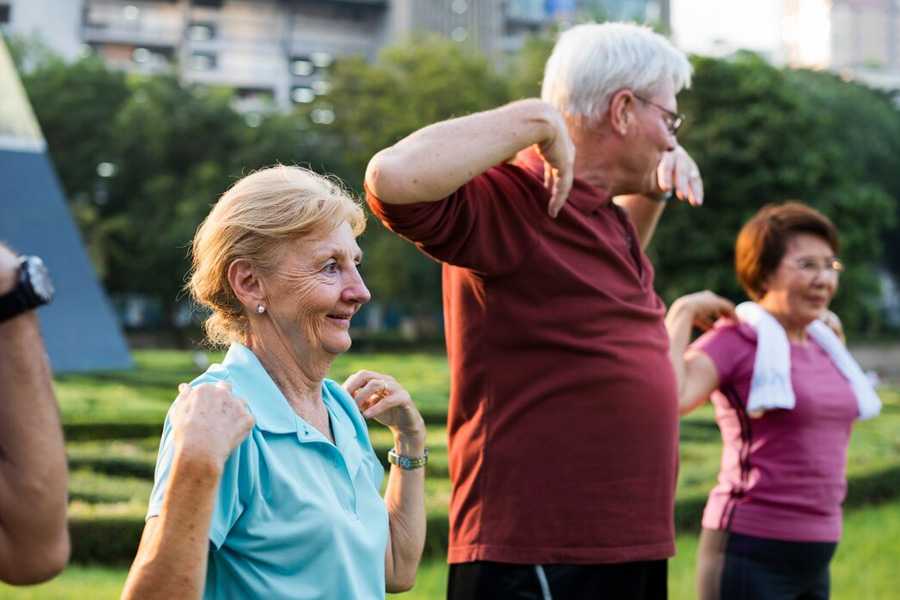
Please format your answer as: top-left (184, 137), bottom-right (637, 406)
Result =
top-left (735, 201), bottom-right (839, 301)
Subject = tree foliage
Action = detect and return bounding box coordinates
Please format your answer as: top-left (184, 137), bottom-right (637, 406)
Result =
top-left (13, 35), bottom-right (900, 336)
top-left (652, 52), bottom-right (898, 333)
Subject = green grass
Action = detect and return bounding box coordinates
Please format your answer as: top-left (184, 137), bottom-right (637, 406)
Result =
top-left (54, 348), bottom-right (450, 426)
top-left (10, 498), bottom-right (894, 600)
top-left (409, 497), bottom-right (900, 599)
top-left (0, 566), bottom-right (128, 599)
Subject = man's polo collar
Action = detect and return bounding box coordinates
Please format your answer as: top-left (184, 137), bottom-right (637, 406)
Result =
top-left (515, 147), bottom-right (611, 214)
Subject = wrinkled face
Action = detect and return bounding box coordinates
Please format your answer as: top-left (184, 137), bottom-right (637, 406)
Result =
top-left (625, 77), bottom-right (679, 193)
top-left (759, 233), bottom-right (840, 330)
top-left (262, 221), bottom-right (370, 359)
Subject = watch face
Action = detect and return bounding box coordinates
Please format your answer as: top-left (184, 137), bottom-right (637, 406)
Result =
top-left (25, 257), bottom-right (54, 302)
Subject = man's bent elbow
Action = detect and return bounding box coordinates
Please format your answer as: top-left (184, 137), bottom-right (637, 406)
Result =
top-left (0, 532), bottom-right (71, 585)
top-left (365, 150), bottom-right (411, 205)
top-left (385, 571), bottom-right (417, 593)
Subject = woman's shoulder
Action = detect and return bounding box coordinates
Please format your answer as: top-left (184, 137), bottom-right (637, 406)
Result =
top-left (693, 318), bottom-right (758, 353)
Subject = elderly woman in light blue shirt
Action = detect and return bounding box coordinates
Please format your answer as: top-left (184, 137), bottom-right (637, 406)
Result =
top-left (121, 165), bottom-right (427, 600)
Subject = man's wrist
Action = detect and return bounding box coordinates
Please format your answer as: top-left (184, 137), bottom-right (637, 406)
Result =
top-left (0, 247), bottom-right (19, 295)
top-left (647, 189), bottom-right (674, 203)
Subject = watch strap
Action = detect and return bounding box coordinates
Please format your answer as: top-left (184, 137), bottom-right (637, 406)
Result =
top-left (387, 447), bottom-right (428, 470)
top-left (0, 256), bottom-right (49, 323)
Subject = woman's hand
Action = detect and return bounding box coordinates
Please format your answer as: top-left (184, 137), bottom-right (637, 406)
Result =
top-left (665, 291), bottom-right (731, 415)
top-left (671, 290), bottom-right (736, 332)
top-left (343, 370), bottom-right (426, 445)
top-left (170, 381), bottom-right (255, 465)
top-left (819, 309), bottom-right (846, 344)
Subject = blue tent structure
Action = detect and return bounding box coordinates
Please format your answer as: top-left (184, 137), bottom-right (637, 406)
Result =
top-left (0, 35), bottom-right (132, 373)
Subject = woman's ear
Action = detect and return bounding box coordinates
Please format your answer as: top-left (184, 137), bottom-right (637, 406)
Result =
top-left (228, 258), bottom-right (265, 313)
top-left (608, 89), bottom-right (635, 136)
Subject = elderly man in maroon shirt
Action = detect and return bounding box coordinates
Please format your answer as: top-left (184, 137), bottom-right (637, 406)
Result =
top-left (366, 22), bottom-right (703, 600)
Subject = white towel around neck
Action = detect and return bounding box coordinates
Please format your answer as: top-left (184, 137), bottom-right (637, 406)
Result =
top-left (734, 301), bottom-right (881, 420)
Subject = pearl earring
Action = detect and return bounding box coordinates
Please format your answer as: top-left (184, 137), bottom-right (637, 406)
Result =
top-left (257, 304), bottom-right (265, 314)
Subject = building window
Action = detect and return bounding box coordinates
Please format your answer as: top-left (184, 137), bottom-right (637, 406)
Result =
top-left (290, 58), bottom-right (315, 77)
top-left (187, 23), bottom-right (215, 41)
top-left (188, 53), bottom-right (216, 70)
top-left (0, 4), bottom-right (11, 24)
top-left (291, 87), bottom-right (315, 104)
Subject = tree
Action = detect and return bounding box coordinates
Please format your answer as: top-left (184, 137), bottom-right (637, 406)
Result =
top-left (652, 53), bottom-right (898, 333)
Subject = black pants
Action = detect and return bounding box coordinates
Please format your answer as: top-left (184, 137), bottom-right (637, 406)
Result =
top-left (447, 560), bottom-right (668, 600)
top-left (697, 528), bottom-right (837, 600)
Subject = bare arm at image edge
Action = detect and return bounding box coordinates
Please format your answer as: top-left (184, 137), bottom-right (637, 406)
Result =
top-left (121, 382), bottom-right (253, 600)
top-left (0, 243), bottom-right (70, 585)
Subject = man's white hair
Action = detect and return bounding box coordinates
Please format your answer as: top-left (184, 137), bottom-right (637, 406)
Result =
top-left (541, 22), bottom-right (693, 128)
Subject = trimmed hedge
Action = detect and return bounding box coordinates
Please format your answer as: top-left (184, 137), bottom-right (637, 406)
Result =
top-left (69, 516), bottom-right (146, 566)
top-left (65, 423), bottom-right (163, 442)
top-left (68, 456), bottom-right (156, 480)
top-left (67, 463), bottom-right (900, 566)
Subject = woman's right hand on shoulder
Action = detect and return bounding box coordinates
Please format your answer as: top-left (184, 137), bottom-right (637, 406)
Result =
top-left (170, 381), bottom-right (255, 465)
top-left (670, 290), bottom-right (736, 332)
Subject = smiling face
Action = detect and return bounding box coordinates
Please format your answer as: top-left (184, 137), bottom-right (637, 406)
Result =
top-left (759, 232), bottom-right (840, 337)
top-left (261, 221), bottom-right (370, 361)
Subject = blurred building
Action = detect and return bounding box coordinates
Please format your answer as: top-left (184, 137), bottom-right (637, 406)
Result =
top-left (671, 0), bottom-right (900, 89)
top-left (1, 0), bottom-right (668, 111)
top-left (782, 0), bottom-right (900, 89)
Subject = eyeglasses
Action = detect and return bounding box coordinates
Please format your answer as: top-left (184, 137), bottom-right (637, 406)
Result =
top-left (633, 93), bottom-right (684, 135)
top-left (783, 257), bottom-right (844, 278)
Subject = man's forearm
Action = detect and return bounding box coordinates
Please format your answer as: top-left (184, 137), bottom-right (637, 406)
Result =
top-left (366, 99), bottom-right (567, 205)
top-left (0, 311), bottom-right (70, 584)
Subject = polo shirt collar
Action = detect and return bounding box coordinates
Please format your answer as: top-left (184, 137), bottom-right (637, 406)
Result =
top-left (220, 345), bottom-right (361, 475)
top-left (221, 343), bottom-right (299, 434)
top-left (516, 147), bottom-right (611, 214)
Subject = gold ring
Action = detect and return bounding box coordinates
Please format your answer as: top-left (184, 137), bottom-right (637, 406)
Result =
top-left (379, 380), bottom-right (389, 396)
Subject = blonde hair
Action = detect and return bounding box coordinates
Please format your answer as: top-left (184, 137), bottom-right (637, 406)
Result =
top-left (542, 22), bottom-right (693, 129)
top-left (188, 165), bottom-right (366, 347)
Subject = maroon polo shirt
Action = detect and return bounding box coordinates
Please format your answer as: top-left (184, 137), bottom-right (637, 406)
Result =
top-left (367, 148), bottom-right (678, 564)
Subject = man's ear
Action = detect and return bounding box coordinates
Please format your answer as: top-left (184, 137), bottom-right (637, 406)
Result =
top-left (228, 258), bottom-right (265, 312)
top-left (608, 89), bottom-right (636, 136)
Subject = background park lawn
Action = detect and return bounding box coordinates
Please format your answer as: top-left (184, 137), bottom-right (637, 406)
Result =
top-left (1, 349), bottom-right (897, 599)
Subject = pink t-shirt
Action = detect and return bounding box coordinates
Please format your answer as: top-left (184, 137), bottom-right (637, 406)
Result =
top-left (692, 321), bottom-right (859, 542)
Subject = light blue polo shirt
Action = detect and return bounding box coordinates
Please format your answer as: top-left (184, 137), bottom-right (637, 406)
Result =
top-left (147, 343), bottom-right (389, 600)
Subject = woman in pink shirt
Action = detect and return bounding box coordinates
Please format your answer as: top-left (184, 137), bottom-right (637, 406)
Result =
top-left (665, 202), bottom-right (877, 600)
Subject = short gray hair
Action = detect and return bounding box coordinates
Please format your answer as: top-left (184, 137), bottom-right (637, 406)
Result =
top-left (541, 22), bottom-right (693, 129)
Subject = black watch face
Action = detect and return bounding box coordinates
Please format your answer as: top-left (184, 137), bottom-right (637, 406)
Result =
top-left (25, 257), bottom-right (54, 302)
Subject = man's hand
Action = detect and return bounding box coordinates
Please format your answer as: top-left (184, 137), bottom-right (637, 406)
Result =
top-left (535, 108), bottom-right (576, 219)
top-left (656, 145), bottom-right (703, 206)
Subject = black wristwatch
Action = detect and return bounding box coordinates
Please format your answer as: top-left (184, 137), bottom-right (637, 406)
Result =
top-left (0, 256), bottom-right (55, 323)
